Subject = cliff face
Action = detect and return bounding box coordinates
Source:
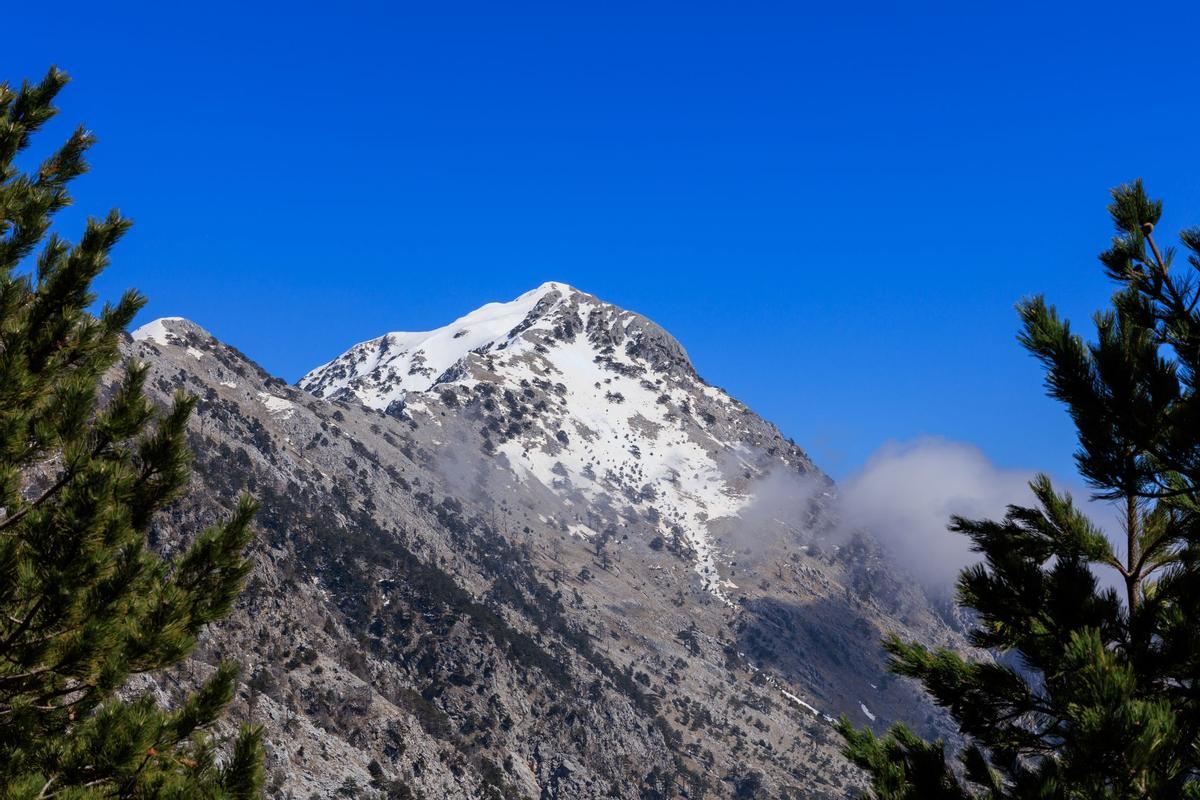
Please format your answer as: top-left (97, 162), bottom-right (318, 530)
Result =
top-left (125, 286), bottom-right (962, 799)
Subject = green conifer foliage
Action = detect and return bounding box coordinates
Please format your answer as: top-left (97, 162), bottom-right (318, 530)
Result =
top-left (839, 181), bottom-right (1200, 798)
top-left (0, 68), bottom-right (263, 799)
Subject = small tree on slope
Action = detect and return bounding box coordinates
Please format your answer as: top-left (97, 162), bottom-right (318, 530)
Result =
top-left (0, 68), bottom-right (263, 798)
top-left (839, 181), bottom-right (1200, 799)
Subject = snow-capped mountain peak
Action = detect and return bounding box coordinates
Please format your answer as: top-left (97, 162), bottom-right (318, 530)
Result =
top-left (299, 283), bottom-right (815, 600)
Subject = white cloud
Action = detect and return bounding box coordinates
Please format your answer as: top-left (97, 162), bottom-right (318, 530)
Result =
top-left (839, 437), bottom-right (1038, 590)
top-left (735, 436), bottom-right (1126, 597)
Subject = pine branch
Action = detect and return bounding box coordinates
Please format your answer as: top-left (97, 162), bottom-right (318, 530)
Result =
top-left (0, 471), bottom-right (69, 532)
top-left (0, 595), bottom-right (45, 660)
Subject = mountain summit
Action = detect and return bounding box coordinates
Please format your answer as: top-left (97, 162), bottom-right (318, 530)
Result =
top-left (301, 282), bottom-right (812, 598)
top-left (299, 282), bottom-right (695, 410)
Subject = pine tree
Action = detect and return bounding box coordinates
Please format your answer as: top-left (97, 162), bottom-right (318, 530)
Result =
top-left (838, 181), bottom-right (1200, 798)
top-left (0, 68), bottom-right (263, 798)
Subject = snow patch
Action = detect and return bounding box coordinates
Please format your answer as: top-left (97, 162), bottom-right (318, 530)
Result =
top-left (131, 317), bottom-right (186, 346)
top-left (257, 392), bottom-right (296, 419)
top-left (781, 690), bottom-right (819, 716)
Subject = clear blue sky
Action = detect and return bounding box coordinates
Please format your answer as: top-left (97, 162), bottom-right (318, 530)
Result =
top-left (5, 1), bottom-right (1200, 480)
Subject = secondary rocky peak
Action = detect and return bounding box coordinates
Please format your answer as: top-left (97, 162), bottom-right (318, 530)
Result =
top-left (130, 316), bottom-right (208, 346)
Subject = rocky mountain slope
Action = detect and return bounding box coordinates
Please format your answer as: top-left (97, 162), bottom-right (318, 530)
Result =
top-left (125, 283), bottom-right (964, 799)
